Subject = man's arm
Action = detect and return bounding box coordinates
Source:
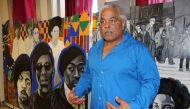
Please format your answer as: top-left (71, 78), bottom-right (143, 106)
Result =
top-left (75, 60), bottom-right (92, 97)
top-left (129, 45), bottom-right (160, 109)
top-left (69, 60), bottom-right (92, 104)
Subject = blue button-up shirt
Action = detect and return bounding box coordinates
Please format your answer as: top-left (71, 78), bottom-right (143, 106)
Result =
top-left (76, 33), bottom-right (160, 109)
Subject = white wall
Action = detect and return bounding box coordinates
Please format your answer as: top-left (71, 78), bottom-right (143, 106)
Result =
top-left (98, 0), bottom-right (106, 12)
top-left (36, 0), bottom-right (51, 20)
top-left (51, 0), bottom-right (65, 18)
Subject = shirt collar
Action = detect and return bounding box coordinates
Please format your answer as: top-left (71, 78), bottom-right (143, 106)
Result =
top-left (97, 32), bottom-right (131, 51)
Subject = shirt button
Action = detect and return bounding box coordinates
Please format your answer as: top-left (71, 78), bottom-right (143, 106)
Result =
top-left (99, 84), bottom-right (102, 87)
top-left (98, 97), bottom-right (102, 100)
top-left (101, 71), bottom-right (104, 74)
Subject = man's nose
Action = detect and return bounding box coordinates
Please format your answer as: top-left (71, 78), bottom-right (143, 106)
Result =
top-left (74, 69), bottom-right (80, 79)
top-left (41, 66), bottom-right (47, 75)
top-left (104, 21), bottom-right (111, 28)
top-left (21, 80), bottom-right (26, 88)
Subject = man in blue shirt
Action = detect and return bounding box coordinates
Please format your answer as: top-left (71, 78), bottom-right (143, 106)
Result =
top-left (69, 4), bottom-right (160, 109)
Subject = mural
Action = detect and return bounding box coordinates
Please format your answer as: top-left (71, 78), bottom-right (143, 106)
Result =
top-left (2, 0), bottom-right (190, 109)
top-left (13, 54), bottom-right (31, 109)
top-left (2, 11), bottom-right (91, 109)
top-left (129, 1), bottom-right (190, 109)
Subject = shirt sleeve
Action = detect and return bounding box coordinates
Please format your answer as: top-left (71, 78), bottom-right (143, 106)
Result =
top-left (75, 60), bottom-right (92, 97)
top-left (129, 44), bottom-right (160, 109)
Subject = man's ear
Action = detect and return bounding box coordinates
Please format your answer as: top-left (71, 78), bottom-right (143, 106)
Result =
top-left (122, 20), bottom-right (126, 30)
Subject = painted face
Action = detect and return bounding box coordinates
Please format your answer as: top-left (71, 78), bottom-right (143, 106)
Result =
top-left (64, 55), bottom-right (85, 90)
top-left (126, 20), bottom-right (130, 25)
top-left (152, 94), bottom-right (175, 109)
top-left (135, 25), bottom-right (141, 31)
top-left (150, 18), bottom-right (155, 25)
top-left (36, 55), bottom-right (53, 94)
top-left (150, 21), bottom-right (155, 25)
top-left (141, 25), bottom-right (146, 31)
top-left (33, 27), bottom-right (39, 43)
top-left (51, 26), bottom-right (60, 41)
top-left (17, 71), bottom-right (31, 103)
top-left (166, 21), bottom-right (171, 26)
top-left (28, 27), bottom-right (32, 35)
top-left (99, 7), bottom-right (125, 43)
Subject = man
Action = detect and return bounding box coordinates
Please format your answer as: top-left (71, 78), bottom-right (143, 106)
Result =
top-left (125, 19), bottom-right (134, 35)
top-left (69, 4), bottom-right (160, 109)
top-left (155, 27), bottom-right (165, 63)
top-left (55, 44), bottom-right (87, 109)
top-left (179, 24), bottom-right (190, 71)
top-left (133, 24), bottom-right (143, 41)
top-left (141, 24), bottom-right (150, 47)
top-left (30, 42), bottom-right (59, 109)
top-left (13, 54), bottom-right (32, 109)
top-left (146, 17), bottom-right (156, 58)
top-left (161, 17), bottom-right (175, 65)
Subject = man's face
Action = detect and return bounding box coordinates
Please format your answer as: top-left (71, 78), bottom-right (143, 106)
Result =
top-left (99, 7), bottom-right (125, 43)
top-left (126, 20), bottom-right (130, 25)
top-left (150, 18), bottom-right (155, 25)
top-left (135, 25), bottom-right (141, 31)
top-left (152, 94), bottom-right (175, 109)
top-left (51, 26), bottom-right (59, 41)
top-left (17, 71), bottom-right (31, 103)
top-left (141, 25), bottom-right (146, 31)
top-left (166, 21), bottom-right (171, 26)
top-left (64, 55), bottom-right (85, 90)
top-left (36, 55), bottom-right (53, 94)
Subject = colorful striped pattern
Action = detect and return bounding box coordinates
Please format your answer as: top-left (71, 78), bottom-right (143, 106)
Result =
top-left (17, 12), bottom-right (91, 52)
top-left (38, 20), bottom-right (50, 42)
top-left (20, 24), bottom-right (27, 40)
top-left (69, 35), bottom-right (89, 53)
top-left (92, 13), bottom-right (99, 33)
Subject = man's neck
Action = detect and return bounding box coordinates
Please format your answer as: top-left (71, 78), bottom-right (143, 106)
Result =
top-left (104, 34), bottom-right (124, 48)
top-left (103, 34), bottom-right (124, 58)
top-left (38, 89), bottom-right (50, 99)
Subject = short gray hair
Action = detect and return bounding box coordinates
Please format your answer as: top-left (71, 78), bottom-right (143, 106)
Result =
top-left (99, 4), bottom-right (127, 22)
top-left (99, 4), bottom-right (127, 30)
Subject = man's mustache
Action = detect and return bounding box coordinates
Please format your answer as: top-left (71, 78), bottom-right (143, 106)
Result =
top-left (21, 90), bottom-right (28, 97)
top-left (104, 30), bottom-right (112, 34)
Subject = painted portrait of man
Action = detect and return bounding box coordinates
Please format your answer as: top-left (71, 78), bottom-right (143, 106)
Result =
top-left (13, 54), bottom-right (31, 109)
top-left (55, 44), bottom-right (87, 109)
top-left (151, 78), bottom-right (190, 109)
top-left (30, 42), bottom-right (56, 109)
